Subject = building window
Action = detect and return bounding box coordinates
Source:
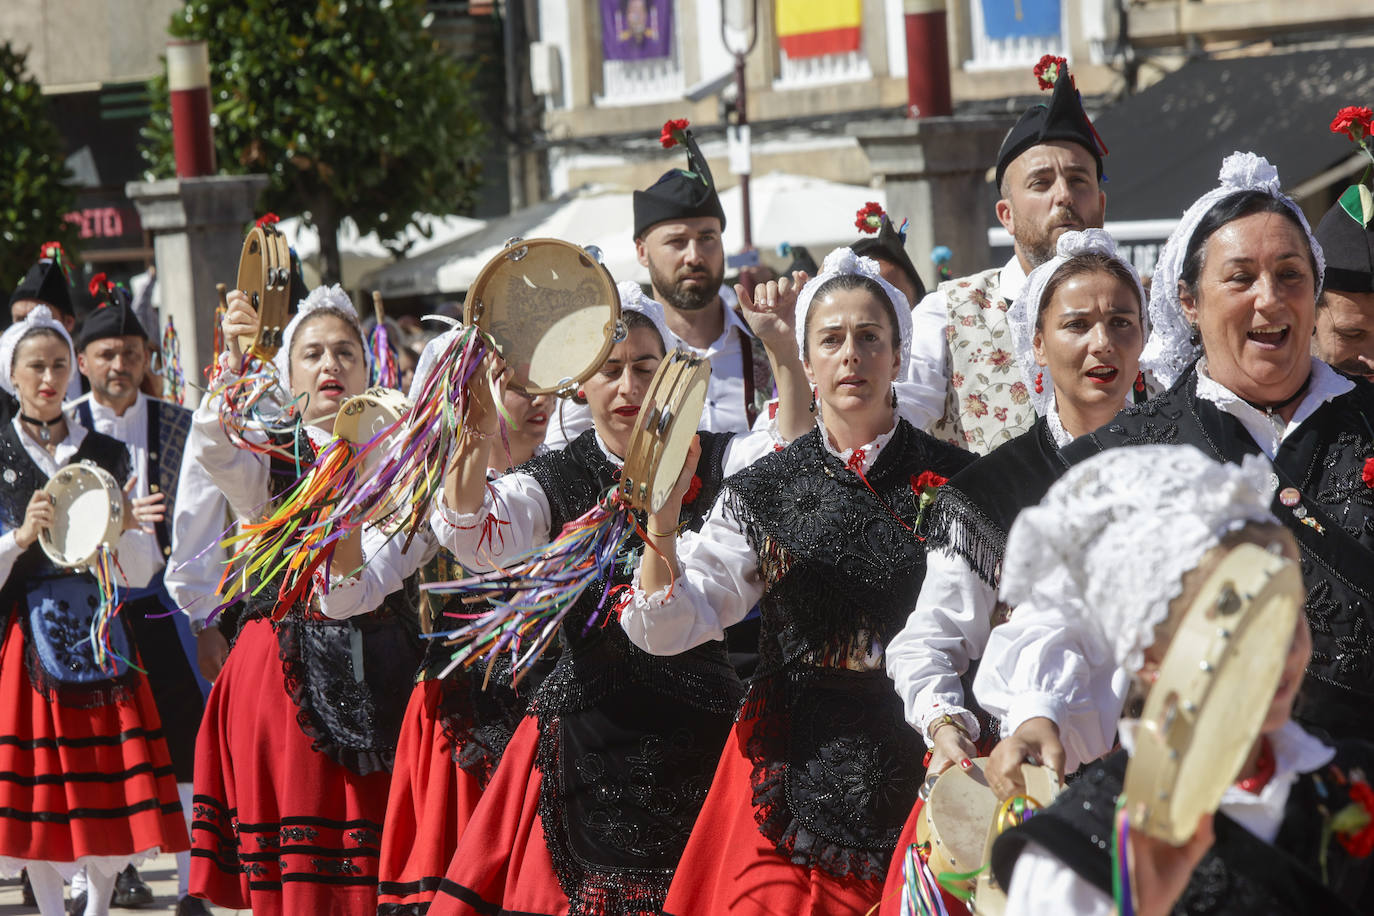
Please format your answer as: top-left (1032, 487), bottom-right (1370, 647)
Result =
top-left (596, 0), bottom-right (684, 107)
top-left (966, 0), bottom-right (1066, 72)
top-left (773, 0), bottom-right (872, 88)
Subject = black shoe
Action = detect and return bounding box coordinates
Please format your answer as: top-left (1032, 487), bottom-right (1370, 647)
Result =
top-left (21, 870), bottom-right (35, 907)
top-left (112, 865), bottom-right (154, 907)
top-left (175, 896), bottom-right (213, 916)
top-left (66, 890), bottom-right (87, 916)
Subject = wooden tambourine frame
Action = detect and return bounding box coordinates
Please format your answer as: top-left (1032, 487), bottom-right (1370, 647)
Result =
top-left (39, 461), bottom-right (124, 570)
top-left (463, 238), bottom-right (621, 397)
top-left (236, 224), bottom-right (293, 361)
top-left (1122, 542), bottom-right (1302, 844)
top-left (335, 387), bottom-right (414, 531)
top-left (619, 350), bottom-right (711, 515)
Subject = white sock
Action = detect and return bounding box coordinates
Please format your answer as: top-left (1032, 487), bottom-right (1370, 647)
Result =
top-left (178, 781), bottom-right (195, 897)
top-left (23, 863), bottom-right (66, 916)
top-left (83, 860), bottom-right (119, 916)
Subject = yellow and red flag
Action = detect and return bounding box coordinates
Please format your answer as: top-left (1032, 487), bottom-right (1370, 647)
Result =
top-left (775, 0), bottom-right (862, 59)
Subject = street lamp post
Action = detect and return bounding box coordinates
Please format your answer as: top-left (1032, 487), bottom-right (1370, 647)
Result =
top-left (722, 0), bottom-right (759, 251)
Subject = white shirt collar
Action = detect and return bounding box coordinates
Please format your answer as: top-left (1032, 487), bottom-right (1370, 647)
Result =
top-left (1194, 357), bottom-right (1353, 459)
top-left (999, 255), bottom-right (1030, 304)
top-left (88, 390), bottom-right (146, 424)
top-left (662, 298), bottom-right (749, 360)
top-left (11, 414), bottom-right (88, 477)
top-left (815, 413), bottom-right (899, 474)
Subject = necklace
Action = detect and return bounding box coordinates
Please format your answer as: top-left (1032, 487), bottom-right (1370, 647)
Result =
top-left (19, 413), bottom-right (63, 444)
top-left (1241, 375), bottom-right (1311, 418)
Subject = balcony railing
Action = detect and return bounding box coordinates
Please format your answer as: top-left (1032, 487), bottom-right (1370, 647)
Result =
top-left (774, 49), bottom-right (873, 89)
top-left (597, 54), bottom-right (685, 107)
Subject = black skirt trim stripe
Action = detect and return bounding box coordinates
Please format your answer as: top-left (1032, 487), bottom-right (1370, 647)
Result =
top-left (0, 726), bottom-right (165, 751)
top-left (239, 845), bottom-right (382, 861)
top-left (0, 799), bottom-right (181, 823)
top-left (235, 815), bottom-right (385, 832)
top-left (433, 879), bottom-right (552, 916)
top-left (0, 762), bottom-right (174, 787)
top-left (378, 876), bottom-right (444, 897)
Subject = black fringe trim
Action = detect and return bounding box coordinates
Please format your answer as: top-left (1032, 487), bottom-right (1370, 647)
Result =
top-left (920, 487), bottom-right (1008, 590)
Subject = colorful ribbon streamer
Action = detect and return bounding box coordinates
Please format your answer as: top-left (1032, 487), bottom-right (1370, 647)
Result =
top-left (162, 316), bottom-right (186, 405)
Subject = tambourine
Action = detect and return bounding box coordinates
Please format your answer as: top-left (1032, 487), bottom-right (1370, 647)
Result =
top-left (918, 757), bottom-right (1060, 903)
top-left (620, 350), bottom-right (711, 515)
top-left (39, 461), bottom-right (124, 569)
top-left (335, 387), bottom-right (413, 530)
top-left (235, 223), bottom-right (293, 361)
top-left (1122, 542), bottom-right (1302, 844)
top-left (464, 238), bottom-right (621, 397)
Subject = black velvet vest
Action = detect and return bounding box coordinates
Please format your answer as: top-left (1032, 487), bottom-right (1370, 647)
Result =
top-left (1065, 369), bottom-right (1374, 745)
top-left (722, 420), bottom-right (975, 881)
top-left (991, 742), bottom-right (1374, 914)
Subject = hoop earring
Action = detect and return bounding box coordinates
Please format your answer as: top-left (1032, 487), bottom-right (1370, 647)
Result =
top-left (1034, 371), bottom-right (1044, 395)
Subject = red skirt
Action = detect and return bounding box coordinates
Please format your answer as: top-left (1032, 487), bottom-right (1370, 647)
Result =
top-left (188, 616), bottom-right (393, 916)
top-left (377, 678), bottom-right (485, 914)
top-left (661, 715), bottom-right (884, 916)
top-left (428, 714), bottom-right (570, 916)
top-left (877, 798), bottom-right (971, 916)
top-left (0, 611), bottom-right (188, 866)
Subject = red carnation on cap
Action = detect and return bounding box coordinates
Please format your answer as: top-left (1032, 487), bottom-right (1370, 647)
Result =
top-left (1033, 54), bottom-right (1069, 91)
top-left (88, 272), bottom-right (111, 299)
top-left (660, 118), bottom-right (690, 149)
top-left (855, 201), bottom-right (885, 234)
top-left (1331, 106), bottom-right (1374, 144)
top-left (256, 212), bottom-right (281, 228)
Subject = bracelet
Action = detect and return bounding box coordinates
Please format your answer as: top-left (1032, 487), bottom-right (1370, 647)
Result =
top-left (928, 713), bottom-right (970, 743)
top-left (646, 520), bottom-right (686, 538)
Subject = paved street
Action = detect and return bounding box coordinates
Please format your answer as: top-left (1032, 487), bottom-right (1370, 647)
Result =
top-left (0, 856), bottom-right (243, 915)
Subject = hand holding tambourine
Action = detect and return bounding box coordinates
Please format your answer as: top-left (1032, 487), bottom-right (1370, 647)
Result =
top-left (14, 490), bottom-right (55, 550)
top-left (464, 351), bottom-right (509, 441)
top-left (645, 434), bottom-right (702, 537)
top-left (221, 288), bottom-right (261, 365)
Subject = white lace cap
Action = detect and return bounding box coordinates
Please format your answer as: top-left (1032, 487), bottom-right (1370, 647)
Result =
top-left (0, 305), bottom-right (76, 397)
top-left (273, 284), bottom-right (372, 384)
top-left (1140, 152), bottom-right (1326, 388)
top-left (794, 247), bottom-right (913, 376)
top-left (1008, 229), bottom-right (1149, 418)
top-left (1000, 444), bottom-right (1278, 673)
top-left (616, 280), bottom-right (674, 353)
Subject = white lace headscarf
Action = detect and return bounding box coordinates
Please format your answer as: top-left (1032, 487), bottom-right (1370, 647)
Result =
top-left (795, 247), bottom-right (913, 377)
top-left (1140, 152), bottom-right (1325, 389)
top-left (0, 305), bottom-right (76, 397)
top-left (407, 280), bottom-right (673, 402)
top-left (273, 284), bottom-right (371, 384)
top-left (1001, 444), bottom-right (1278, 673)
top-left (1008, 229), bottom-right (1148, 421)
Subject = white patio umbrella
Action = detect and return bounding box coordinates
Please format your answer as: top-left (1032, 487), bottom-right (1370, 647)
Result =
top-left (718, 172), bottom-right (887, 256)
top-left (277, 213), bottom-right (485, 288)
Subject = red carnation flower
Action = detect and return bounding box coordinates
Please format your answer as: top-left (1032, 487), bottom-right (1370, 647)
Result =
top-left (88, 272), bottom-right (110, 298)
top-left (256, 212), bottom-right (280, 228)
top-left (1363, 457), bottom-right (1374, 489)
top-left (1033, 55), bottom-right (1069, 91)
top-left (660, 118), bottom-right (690, 149)
top-left (1336, 780), bottom-right (1374, 858)
top-left (855, 201), bottom-right (885, 234)
top-left (912, 471), bottom-right (948, 493)
top-left (1331, 106), bottom-right (1374, 143)
top-left (683, 474), bottom-right (702, 505)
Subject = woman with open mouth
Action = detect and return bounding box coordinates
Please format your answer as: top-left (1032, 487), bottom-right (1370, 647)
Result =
top-left (426, 282), bottom-right (776, 916)
top-left (186, 285), bottom-right (433, 916)
top-left (877, 228), bottom-right (1148, 913)
top-left (622, 249), bottom-right (974, 915)
top-left (977, 152), bottom-right (1374, 820)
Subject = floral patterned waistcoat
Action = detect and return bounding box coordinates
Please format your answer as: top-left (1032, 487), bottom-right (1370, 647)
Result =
top-left (928, 267), bottom-right (1036, 455)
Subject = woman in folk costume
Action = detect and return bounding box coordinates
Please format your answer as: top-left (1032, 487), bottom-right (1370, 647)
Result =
top-left (975, 152), bottom-right (1374, 784)
top-left (0, 307), bottom-right (185, 916)
top-left (426, 282), bottom-right (774, 916)
top-left (187, 286), bottom-right (433, 916)
top-left (622, 249), bottom-right (975, 915)
top-left (989, 445), bottom-right (1374, 915)
top-left (377, 331), bottom-right (553, 916)
top-left (875, 229), bottom-right (1149, 913)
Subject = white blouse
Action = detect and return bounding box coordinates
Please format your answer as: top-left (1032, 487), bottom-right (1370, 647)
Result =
top-left (188, 370), bottom-right (434, 620)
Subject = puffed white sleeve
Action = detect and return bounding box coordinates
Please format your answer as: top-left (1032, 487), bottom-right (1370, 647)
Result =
top-left (885, 546), bottom-right (995, 746)
top-left (899, 289), bottom-right (950, 431)
top-left (429, 471), bottom-right (552, 570)
top-left (318, 524), bottom-right (439, 620)
top-left (0, 531), bottom-right (23, 591)
top-left (621, 489), bottom-right (765, 655)
top-left (189, 377), bottom-right (271, 522)
top-left (973, 597), bottom-right (1129, 774)
top-left (164, 448), bottom-right (234, 625)
top-left (1004, 843), bottom-right (1113, 916)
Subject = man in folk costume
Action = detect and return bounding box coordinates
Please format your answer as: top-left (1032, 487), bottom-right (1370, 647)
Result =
top-left (543, 119), bottom-right (773, 448)
top-left (69, 290), bottom-right (220, 916)
top-left (909, 56), bottom-right (1109, 454)
top-left (1312, 106), bottom-right (1374, 380)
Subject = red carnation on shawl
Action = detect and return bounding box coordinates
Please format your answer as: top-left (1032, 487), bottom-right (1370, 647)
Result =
top-left (1331, 106), bottom-right (1374, 144)
top-left (1363, 457), bottom-right (1374, 489)
top-left (1033, 55), bottom-right (1070, 91)
top-left (660, 118), bottom-right (690, 149)
top-left (855, 201), bottom-right (885, 234)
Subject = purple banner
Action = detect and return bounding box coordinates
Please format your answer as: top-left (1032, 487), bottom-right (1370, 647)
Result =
top-left (601, 0), bottom-right (674, 61)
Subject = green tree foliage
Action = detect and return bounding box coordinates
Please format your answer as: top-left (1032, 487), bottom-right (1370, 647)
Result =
top-left (143, 0), bottom-right (487, 284)
top-left (0, 42), bottom-right (79, 296)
